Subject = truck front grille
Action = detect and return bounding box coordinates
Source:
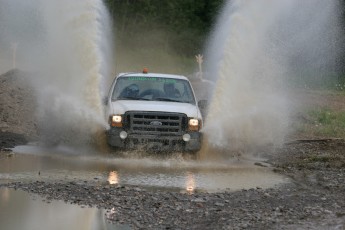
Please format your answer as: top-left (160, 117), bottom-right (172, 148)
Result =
top-left (124, 111), bottom-right (187, 135)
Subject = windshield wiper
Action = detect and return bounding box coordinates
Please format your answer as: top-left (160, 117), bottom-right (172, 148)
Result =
top-left (117, 96), bottom-right (138, 100)
top-left (154, 97), bottom-right (181, 103)
top-left (117, 97), bottom-right (150, 101)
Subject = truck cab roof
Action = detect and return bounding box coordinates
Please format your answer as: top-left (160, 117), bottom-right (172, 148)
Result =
top-left (117, 72), bottom-right (189, 81)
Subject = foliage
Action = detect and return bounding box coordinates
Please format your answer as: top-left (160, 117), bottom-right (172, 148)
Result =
top-left (104, 0), bottom-right (224, 56)
top-left (104, 0), bottom-right (345, 86)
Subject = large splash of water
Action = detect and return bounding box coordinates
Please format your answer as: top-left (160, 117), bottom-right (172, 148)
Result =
top-left (204, 0), bottom-right (341, 153)
top-left (0, 0), bottom-right (113, 146)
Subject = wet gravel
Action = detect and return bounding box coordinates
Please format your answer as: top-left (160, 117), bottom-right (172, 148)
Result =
top-left (2, 178), bottom-right (343, 229)
top-left (2, 139), bottom-right (345, 229)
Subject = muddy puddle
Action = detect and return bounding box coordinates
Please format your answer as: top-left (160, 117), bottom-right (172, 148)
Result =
top-left (0, 144), bottom-right (289, 193)
top-left (0, 145), bottom-right (289, 229)
top-left (0, 188), bottom-right (128, 230)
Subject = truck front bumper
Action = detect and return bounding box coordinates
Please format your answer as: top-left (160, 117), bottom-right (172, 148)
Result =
top-left (106, 128), bottom-right (202, 152)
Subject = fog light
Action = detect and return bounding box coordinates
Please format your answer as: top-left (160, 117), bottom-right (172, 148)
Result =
top-left (119, 131), bottom-right (128, 139)
top-left (183, 134), bottom-right (191, 142)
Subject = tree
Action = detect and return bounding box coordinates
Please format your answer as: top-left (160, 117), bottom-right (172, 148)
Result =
top-left (104, 0), bottom-right (225, 56)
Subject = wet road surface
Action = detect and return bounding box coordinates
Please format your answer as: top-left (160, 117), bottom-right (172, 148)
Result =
top-left (0, 144), bottom-right (290, 229)
top-left (1, 144), bottom-right (289, 193)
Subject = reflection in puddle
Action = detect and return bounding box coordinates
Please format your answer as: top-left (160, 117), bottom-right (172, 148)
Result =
top-left (0, 145), bottom-right (290, 193)
top-left (186, 172), bottom-right (196, 193)
top-left (0, 188), bottom-right (128, 230)
top-left (112, 167), bottom-right (288, 192)
top-left (108, 171), bottom-right (119, 185)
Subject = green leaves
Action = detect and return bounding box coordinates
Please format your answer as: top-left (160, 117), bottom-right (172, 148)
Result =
top-left (105, 0), bottom-right (224, 56)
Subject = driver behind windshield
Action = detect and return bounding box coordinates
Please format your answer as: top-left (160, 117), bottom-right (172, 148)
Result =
top-left (120, 83), bottom-right (140, 98)
top-left (163, 83), bottom-right (181, 98)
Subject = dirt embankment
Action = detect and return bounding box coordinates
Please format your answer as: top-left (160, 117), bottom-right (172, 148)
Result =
top-left (0, 69), bottom-right (38, 150)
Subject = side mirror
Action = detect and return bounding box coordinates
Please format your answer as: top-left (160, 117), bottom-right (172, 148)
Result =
top-left (198, 99), bottom-right (209, 120)
top-left (102, 96), bottom-right (108, 105)
top-left (198, 100), bottom-right (208, 110)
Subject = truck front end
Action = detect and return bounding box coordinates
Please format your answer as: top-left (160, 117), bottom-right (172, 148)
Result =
top-left (105, 72), bottom-right (203, 153)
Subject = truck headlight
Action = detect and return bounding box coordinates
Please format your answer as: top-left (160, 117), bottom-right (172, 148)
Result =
top-left (109, 115), bottom-right (123, 127)
top-left (188, 118), bottom-right (201, 131)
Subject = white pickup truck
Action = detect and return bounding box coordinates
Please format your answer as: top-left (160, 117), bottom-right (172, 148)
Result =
top-left (104, 70), bottom-right (204, 152)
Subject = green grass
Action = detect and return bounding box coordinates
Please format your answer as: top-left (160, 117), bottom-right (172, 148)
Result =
top-left (308, 155), bottom-right (336, 163)
top-left (302, 108), bottom-right (345, 138)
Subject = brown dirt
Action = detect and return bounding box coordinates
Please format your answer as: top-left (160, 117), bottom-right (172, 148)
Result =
top-left (0, 69), bottom-right (38, 144)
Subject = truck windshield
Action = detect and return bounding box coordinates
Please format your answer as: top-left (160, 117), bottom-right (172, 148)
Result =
top-left (112, 76), bottom-right (196, 104)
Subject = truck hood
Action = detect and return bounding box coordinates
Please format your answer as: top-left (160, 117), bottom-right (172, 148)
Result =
top-left (109, 100), bottom-right (201, 118)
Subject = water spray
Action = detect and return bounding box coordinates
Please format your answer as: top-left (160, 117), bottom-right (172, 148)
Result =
top-left (203, 0), bottom-right (341, 154)
top-left (0, 0), bottom-right (114, 148)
